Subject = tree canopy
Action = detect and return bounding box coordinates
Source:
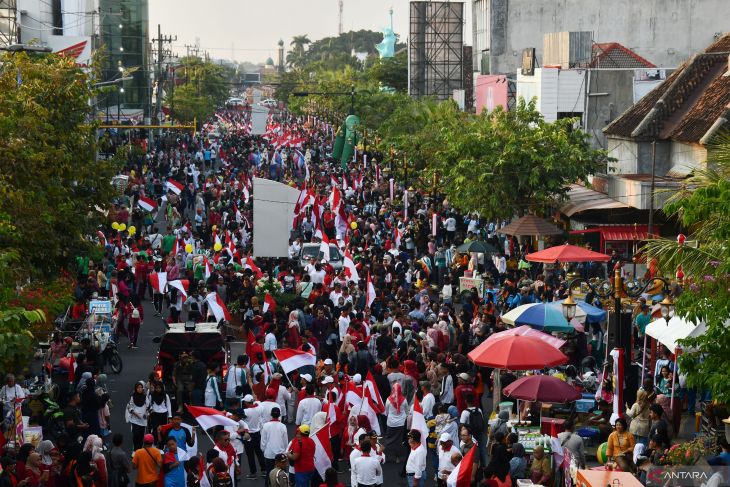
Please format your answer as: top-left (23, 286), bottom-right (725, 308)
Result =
top-left (167, 56), bottom-right (234, 125)
top-left (645, 133), bottom-right (730, 404)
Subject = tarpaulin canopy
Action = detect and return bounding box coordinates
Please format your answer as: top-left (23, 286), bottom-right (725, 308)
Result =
top-left (489, 325), bottom-right (566, 349)
top-left (526, 244), bottom-right (611, 263)
top-left (501, 303), bottom-right (574, 333)
top-left (645, 316), bottom-right (697, 350)
top-left (468, 335), bottom-right (568, 370)
top-left (503, 375), bottom-right (581, 403)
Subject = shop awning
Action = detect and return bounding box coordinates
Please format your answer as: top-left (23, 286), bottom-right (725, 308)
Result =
top-left (561, 183), bottom-right (629, 217)
top-left (602, 227), bottom-right (650, 241)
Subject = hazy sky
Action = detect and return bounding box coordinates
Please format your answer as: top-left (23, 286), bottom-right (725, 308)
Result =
top-left (149, 0), bottom-right (472, 64)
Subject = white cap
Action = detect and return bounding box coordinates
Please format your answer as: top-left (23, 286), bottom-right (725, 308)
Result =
top-left (458, 373), bottom-right (471, 381)
top-left (352, 373), bottom-right (362, 384)
top-left (321, 376), bottom-right (334, 384)
top-left (242, 394), bottom-right (254, 403)
top-left (323, 358), bottom-right (334, 365)
top-left (301, 373), bottom-right (313, 382)
top-left (439, 433), bottom-right (452, 443)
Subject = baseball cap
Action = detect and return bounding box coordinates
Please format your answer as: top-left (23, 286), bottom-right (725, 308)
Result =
top-left (458, 372), bottom-right (471, 381)
top-left (143, 434), bottom-right (154, 444)
top-left (321, 376), bottom-right (334, 384)
top-left (323, 358), bottom-right (334, 365)
top-left (439, 433), bottom-right (452, 443)
top-left (298, 424), bottom-right (310, 435)
top-left (242, 394), bottom-right (254, 403)
top-left (301, 373), bottom-right (313, 382)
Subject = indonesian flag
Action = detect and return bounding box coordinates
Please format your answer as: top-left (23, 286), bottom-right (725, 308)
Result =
top-left (364, 371), bottom-right (385, 413)
top-left (319, 232), bottom-right (331, 262)
top-left (138, 195), bottom-right (157, 212)
top-left (149, 272), bottom-right (167, 293)
top-left (330, 175), bottom-right (338, 188)
top-left (447, 440), bottom-right (477, 487)
top-left (245, 329), bottom-right (256, 359)
top-left (262, 292), bottom-right (276, 314)
top-left (411, 396), bottom-right (428, 448)
top-left (198, 455), bottom-right (211, 487)
top-left (394, 227), bottom-right (402, 248)
top-left (432, 213), bottom-right (438, 236)
top-left (205, 291), bottom-right (231, 322)
top-left (246, 256), bottom-right (263, 280)
top-left (335, 205), bottom-right (348, 238)
top-left (345, 381), bottom-right (363, 407)
top-left (168, 278), bottom-right (189, 297)
top-left (323, 400), bottom-right (339, 431)
top-left (203, 258), bottom-right (212, 281)
top-left (172, 239), bottom-right (180, 255)
top-left (167, 179), bottom-right (184, 195)
top-left (343, 249), bottom-right (359, 283)
top-left (273, 348), bottom-right (316, 374)
top-left (312, 421), bottom-right (333, 478)
top-left (186, 404), bottom-right (239, 430)
top-left (328, 186), bottom-right (342, 212)
top-left (358, 394), bottom-right (382, 435)
top-left (366, 273), bottom-right (376, 309)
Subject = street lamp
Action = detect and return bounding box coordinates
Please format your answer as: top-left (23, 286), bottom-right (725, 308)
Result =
top-left (659, 295), bottom-right (675, 322)
top-left (561, 294), bottom-right (577, 321)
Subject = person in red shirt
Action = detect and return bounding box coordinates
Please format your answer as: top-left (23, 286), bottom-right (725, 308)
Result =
top-left (134, 256), bottom-right (150, 301)
top-left (288, 425), bottom-right (316, 487)
top-left (454, 373), bottom-right (476, 413)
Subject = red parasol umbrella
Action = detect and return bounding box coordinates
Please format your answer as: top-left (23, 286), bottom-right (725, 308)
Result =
top-left (525, 244), bottom-right (611, 263)
top-left (503, 375), bottom-right (581, 403)
top-left (468, 335), bottom-right (568, 370)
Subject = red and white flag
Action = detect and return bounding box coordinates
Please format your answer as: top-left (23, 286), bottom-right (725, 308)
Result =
top-left (343, 249), bottom-right (359, 284)
top-left (432, 213), bottom-right (438, 237)
top-left (366, 273), bottom-right (376, 309)
top-left (203, 258), bottom-right (212, 281)
top-left (411, 396), bottom-right (428, 448)
top-left (138, 195), bottom-right (157, 212)
top-left (319, 232), bottom-right (331, 262)
top-left (364, 371), bottom-right (385, 413)
top-left (447, 440), bottom-right (477, 487)
top-left (262, 292), bottom-right (277, 314)
top-left (205, 291), bottom-right (231, 322)
top-left (358, 394), bottom-right (382, 435)
top-left (312, 421), bottom-right (333, 478)
top-left (273, 348), bottom-right (316, 374)
top-left (389, 178), bottom-right (394, 201)
top-left (186, 404), bottom-right (239, 430)
top-left (245, 256), bottom-right (263, 280)
top-left (198, 455), bottom-right (211, 487)
top-left (168, 279), bottom-right (189, 299)
top-left (148, 272), bottom-right (167, 293)
top-left (166, 179), bottom-right (184, 195)
top-left (394, 227), bottom-right (402, 248)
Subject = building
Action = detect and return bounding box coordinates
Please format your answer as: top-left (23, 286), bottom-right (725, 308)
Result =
top-left (98, 0), bottom-right (149, 122)
top-left (471, 0), bottom-right (727, 74)
top-left (16, 0), bottom-right (97, 64)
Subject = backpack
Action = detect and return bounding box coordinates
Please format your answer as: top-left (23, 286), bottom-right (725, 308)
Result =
top-left (467, 406), bottom-right (485, 435)
top-left (211, 472), bottom-right (233, 487)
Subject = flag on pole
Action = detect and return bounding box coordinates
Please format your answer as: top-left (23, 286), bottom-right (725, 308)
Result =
top-left (343, 249), bottom-right (359, 283)
top-left (394, 227), bottom-right (402, 249)
top-left (411, 396), bottom-right (429, 448)
top-left (364, 371), bottom-right (385, 413)
top-left (168, 279), bottom-right (189, 299)
top-left (185, 405), bottom-right (239, 430)
top-left (273, 348), bottom-right (316, 374)
top-left (246, 256), bottom-right (263, 280)
top-left (149, 272), bottom-right (167, 293)
top-left (358, 394), bottom-right (382, 435)
top-left (138, 195), bottom-right (158, 212)
top-left (166, 179), bottom-right (184, 195)
top-left (312, 422), bottom-right (333, 478)
top-left (205, 291), bottom-right (231, 322)
top-left (262, 292), bottom-right (277, 314)
top-left (446, 441), bottom-right (477, 487)
top-left (366, 273), bottom-right (376, 309)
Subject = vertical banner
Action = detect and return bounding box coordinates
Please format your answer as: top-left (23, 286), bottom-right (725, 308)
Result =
top-left (404, 190), bottom-right (409, 220)
top-left (14, 401), bottom-right (23, 442)
top-left (609, 348), bottom-right (624, 425)
top-left (432, 213), bottom-right (438, 236)
top-left (363, 154), bottom-right (368, 168)
top-left (389, 178), bottom-right (394, 201)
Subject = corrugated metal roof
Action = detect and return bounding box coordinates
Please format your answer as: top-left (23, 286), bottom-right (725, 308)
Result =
top-left (561, 184), bottom-right (629, 217)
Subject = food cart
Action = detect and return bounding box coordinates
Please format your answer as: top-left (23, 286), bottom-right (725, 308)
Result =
top-left (576, 470), bottom-right (643, 487)
top-left (459, 275), bottom-right (484, 297)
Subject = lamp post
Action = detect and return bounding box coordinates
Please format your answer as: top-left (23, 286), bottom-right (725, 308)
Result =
top-left (562, 266), bottom-right (674, 406)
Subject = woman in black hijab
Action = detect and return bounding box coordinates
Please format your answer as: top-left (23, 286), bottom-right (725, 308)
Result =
top-left (485, 431), bottom-right (512, 487)
top-left (125, 381), bottom-right (149, 450)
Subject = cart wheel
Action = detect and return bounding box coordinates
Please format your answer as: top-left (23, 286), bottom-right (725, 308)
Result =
top-left (109, 351), bottom-right (123, 374)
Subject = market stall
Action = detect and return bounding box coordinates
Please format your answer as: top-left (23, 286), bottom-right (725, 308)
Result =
top-left (576, 469), bottom-right (643, 487)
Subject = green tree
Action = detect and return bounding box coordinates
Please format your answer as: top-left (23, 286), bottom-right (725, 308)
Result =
top-left (0, 51), bottom-right (119, 276)
top-left (167, 56), bottom-right (233, 125)
top-left (645, 133), bottom-right (730, 403)
top-left (365, 50), bottom-right (408, 92)
top-left (290, 35), bottom-right (311, 57)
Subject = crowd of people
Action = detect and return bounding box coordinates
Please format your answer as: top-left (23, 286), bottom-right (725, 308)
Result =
top-left (0, 101), bottom-right (726, 487)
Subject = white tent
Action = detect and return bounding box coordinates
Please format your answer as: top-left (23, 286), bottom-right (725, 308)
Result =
top-left (645, 316), bottom-right (697, 351)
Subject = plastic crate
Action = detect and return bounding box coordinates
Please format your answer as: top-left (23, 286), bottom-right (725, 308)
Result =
top-left (576, 398), bottom-right (595, 413)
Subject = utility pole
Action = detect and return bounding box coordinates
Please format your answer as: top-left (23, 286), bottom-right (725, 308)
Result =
top-left (151, 24), bottom-right (176, 127)
top-left (648, 140), bottom-right (656, 237)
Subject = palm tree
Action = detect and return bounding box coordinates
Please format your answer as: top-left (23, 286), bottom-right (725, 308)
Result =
top-left (290, 35), bottom-right (311, 58)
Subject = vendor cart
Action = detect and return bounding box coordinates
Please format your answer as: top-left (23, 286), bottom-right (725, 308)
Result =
top-left (576, 470), bottom-right (643, 487)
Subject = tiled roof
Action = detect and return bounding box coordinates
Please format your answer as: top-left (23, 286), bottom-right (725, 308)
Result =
top-left (590, 43), bottom-right (656, 68)
top-left (603, 34), bottom-right (730, 142)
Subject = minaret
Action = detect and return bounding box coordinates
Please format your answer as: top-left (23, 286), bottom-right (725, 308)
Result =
top-left (277, 39), bottom-right (284, 72)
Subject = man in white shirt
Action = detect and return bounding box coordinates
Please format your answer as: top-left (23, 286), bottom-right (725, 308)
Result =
top-left (420, 383), bottom-right (436, 419)
top-left (338, 306), bottom-right (351, 342)
top-left (352, 439), bottom-right (383, 487)
top-left (259, 389), bottom-right (280, 422)
top-left (329, 282), bottom-right (344, 307)
top-left (295, 384), bottom-right (322, 426)
top-left (405, 430), bottom-right (427, 487)
top-left (308, 263), bottom-right (326, 284)
top-left (493, 253), bottom-right (507, 276)
top-left (437, 434), bottom-right (458, 483)
top-left (288, 238), bottom-right (302, 260)
top-left (264, 329), bottom-right (278, 352)
top-left (241, 395), bottom-right (266, 480)
top-left (260, 407), bottom-right (289, 482)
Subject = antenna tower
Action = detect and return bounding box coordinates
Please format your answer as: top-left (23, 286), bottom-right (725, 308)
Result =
top-left (338, 0), bottom-right (343, 35)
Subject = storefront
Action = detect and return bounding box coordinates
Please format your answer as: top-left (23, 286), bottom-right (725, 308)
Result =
top-left (569, 225), bottom-right (653, 259)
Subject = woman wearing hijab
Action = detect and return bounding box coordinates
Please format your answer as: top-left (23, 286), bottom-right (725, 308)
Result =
top-left (287, 311), bottom-right (302, 349)
top-left (125, 381), bottom-right (150, 451)
top-left (148, 381), bottom-right (172, 446)
top-left (354, 415), bottom-right (372, 445)
top-left (384, 382), bottom-right (409, 463)
top-left (485, 435), bottom-right (512, 487)
top-left (509, 442), bottom-right (527, 483)
top-left (72, 451), bottom-right (98, 487)
top-left (35, 441), bottom-right (55, 482)
top-left (83, 435), bottom-right (108, 487)
top-left (490, 410), bottom-right (510, 445)
top-left (78, 371), bottom-right (108, 438)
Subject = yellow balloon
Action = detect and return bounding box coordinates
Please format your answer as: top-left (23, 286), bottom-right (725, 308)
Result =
top-left (214, 242), bottom-right (223, 252)
top-left (118, 223), bottom-right (127, 232)
top-left (212, 225), bottom-right (217, 232)
top-left (185, 244), bottom-right (193, 253)
top-left (111, 222), bottom-right (120, 230)
top-left (128, 226), bottom-right (136, 235)
top-left (350, 222), bottom-right (358, 230)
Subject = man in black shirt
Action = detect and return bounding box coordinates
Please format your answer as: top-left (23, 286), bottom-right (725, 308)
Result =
top-left (63, 392), bottom-right (89, 440)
